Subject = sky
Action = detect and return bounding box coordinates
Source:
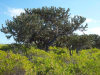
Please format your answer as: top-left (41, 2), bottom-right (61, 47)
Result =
top-left (0, 0), bottom-right (100, 44)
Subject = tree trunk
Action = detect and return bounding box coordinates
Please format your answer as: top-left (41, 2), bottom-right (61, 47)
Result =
top-left (76, 47), bottom-right (79, 54)
top-left (45, 45), bottom-right (49, 51)
top-left (69, 49), bottom-right (72, 56)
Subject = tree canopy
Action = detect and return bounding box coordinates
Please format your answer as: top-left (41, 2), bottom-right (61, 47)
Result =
top-left (1, 6), bottom-right (87, 51)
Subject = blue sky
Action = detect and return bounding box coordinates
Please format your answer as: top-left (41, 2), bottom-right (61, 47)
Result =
top-left (0, 0), bottom-right (100, 44)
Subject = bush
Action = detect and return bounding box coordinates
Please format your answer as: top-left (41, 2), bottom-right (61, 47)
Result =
top-left (1, 45), bottom-right (100, 75)
top-left (26, 47), bottom-right (66, 75)
top-left (0, 50), bottom-right (34, 75)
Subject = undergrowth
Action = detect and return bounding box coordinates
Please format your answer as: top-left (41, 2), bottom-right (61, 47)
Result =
top-left (0, 45), bottom-right (100, 75)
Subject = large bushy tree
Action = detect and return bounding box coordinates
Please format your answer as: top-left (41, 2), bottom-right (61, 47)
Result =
top-left (1, 7), bottom-right (87, 51)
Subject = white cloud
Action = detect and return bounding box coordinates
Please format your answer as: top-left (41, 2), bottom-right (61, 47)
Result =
top-left (8, 8), bottom-right (25, 17)
top-left (75, 27), bottom-right (100, 35)
top-left (86, 18), bottom-right (100, 23)
top-left (85, 27), bottom-right (100, 35)
top-left (85, 18), bottom-right (93, 23)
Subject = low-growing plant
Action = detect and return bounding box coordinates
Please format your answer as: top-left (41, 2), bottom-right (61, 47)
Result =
top-left (1, 45), bottom-right (100, 75)
top-left (0, 50), bottom-right (34, 75)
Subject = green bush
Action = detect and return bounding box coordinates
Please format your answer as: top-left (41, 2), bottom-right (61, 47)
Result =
top-left (0, 50), bottom-right (34, 75)
top-left (1, 45), bottom-right (100, 75)
top-left (0, 44), bottom-right (11, 51)
top-left (26, 47), bottom-right (66, 75)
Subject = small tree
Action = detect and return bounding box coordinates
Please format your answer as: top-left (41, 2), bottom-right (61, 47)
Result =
top-left (54, 34), bottom-right (94, 55)
top-left (89, 34), bottom-right (100, 48)
top-left (1, 7), bottom-right (87, 51)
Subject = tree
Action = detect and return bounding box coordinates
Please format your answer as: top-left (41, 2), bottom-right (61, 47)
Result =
top-left (54, 34), bottom-right (93, 54)
top-left (1, 7), bottom-right (87, 51)
top-left (88, 34), bottom-right (100, 48)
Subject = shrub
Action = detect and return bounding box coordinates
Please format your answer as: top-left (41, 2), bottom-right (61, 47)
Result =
top-left (0, 50), bottom-right (34, 75)
top-left (1, 45), bottom-right (100, 75)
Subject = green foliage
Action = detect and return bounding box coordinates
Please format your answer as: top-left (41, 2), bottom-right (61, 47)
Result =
top-left (1, 6), bottom-right (87, 51)
top-left (54, 34), bottom-right (93, 50)
top-left (0, 44), bottom-right (11, 51)
top-left (26, 46), bottom-right (100, 75)
top-left (26, 47), bottom-right (65, 75)
top-left (89, 34), bottom-right (100, 48)
top-left (0, 50), bottom-right (34, 75)
top-left (0, 45), bottom-right (100, 75)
